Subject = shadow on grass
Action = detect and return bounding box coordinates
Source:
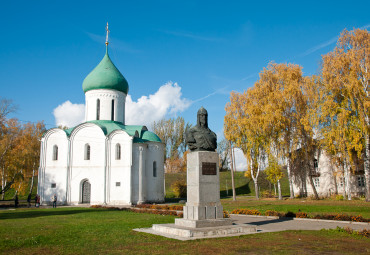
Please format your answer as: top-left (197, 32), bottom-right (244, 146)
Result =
top-left (164, 197), bottom-right (186, 203)
top-left (220, 182), bottom-right (252, 197)
top-left (0, 207), bottom-right (106, 220)
top-left (242, 217), bottom-right (294, 226)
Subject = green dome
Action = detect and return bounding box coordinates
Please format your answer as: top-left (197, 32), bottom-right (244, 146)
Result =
top-left (141, 131), bottom-right (162, 142)
top-left (82, 48), bottom-right (129, 94)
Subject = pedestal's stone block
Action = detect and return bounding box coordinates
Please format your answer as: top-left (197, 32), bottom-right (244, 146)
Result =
top-left (183, 151), bottom-right (225, 223)
top-left (175, 218), bottom-right (233, 228)
top-left (175, 151), bottom-right (231, 229)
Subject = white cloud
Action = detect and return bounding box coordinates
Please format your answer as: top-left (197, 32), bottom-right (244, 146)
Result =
top-left (53, 101), bottom-right (85, 128)
top-left (233, 148), bottom-right (247, 171)
top-left (125, 82), bottom-right (191, 126)
top-left (53, 82), bottom-right (191, 128)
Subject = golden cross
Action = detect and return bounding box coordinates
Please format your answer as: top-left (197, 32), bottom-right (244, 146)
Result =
top-left (105, 22), bottom-right (110, 45)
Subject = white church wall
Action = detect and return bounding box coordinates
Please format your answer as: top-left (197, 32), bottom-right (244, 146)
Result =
top-left (108, 131), bottom-right (133, 205)
top-left (40, 129), bottom-right (69, 204)
top-left (69, 124), bottom-right (106, 205)
top-left (131, 143), bottom-right (144, 204)
top-left (145, 142), bottom-right (165, 202)
top-left (85, 89), bottom-right (126, 123)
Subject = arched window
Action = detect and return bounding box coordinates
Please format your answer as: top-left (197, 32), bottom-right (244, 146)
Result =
top-left (314, 159), bottom-right (318, 173)
top-left (153, 161), bottom-right (157, 177)
top-left (84, 144), bottom-right (90, 160)
top-left (52, 145), bottom-right (58, 160)
top-left (111, 99), bottom-right (115, 121)
top-left (96, 99), bottom-right (100, 120)
top-left (116, 143), bottom-right (121, 160)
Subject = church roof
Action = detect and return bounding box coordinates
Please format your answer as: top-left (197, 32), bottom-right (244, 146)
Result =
top-left (64, 120), bottom-right (162, 143)
top-left (82, 47), bottom-right (129, 94)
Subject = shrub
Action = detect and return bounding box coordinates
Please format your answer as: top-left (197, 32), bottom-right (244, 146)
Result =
top-left (265, 210), bottom-right (280, 216)
top-left (169, 205), bottom-right (183, 211)
top-left (296, 212), bottom-right (308, 218)
top-left (134, 204), bottom-right (183, 211)
top-left (350, 215), bottom-right (367, 222)
top-left (231, 208), bottom-right (261, 216)
top-left (334, 227), bottom-right (370, 238)
top-left (336, 195), bottom-right (344, 201)
top-left (334, 214), bottom-right (352, 221)
top-left (358, 229), bottom-right (370, 238)
top-left (136, 204), bottom-right (152, 209)
top-left (261, 190), bottom-right (274, 198)
top-left (285, 211), bottom-right (296, 218)
top-left (223, 211), bottom-right (230, 218)
top-left (171, 180), bottom-right (187, 198)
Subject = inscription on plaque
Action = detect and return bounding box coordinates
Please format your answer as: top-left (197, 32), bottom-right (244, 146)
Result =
top-left (202, 162), bottom-right (217, 175)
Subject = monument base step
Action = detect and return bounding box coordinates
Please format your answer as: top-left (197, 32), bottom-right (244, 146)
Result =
top-left (175, 218), bottom-right (233, 228)
top-left (134, 223), bottom-right (257, 241)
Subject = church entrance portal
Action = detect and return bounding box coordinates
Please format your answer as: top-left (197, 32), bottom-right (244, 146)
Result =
top-left (81, 180), bottom-right (91, 203)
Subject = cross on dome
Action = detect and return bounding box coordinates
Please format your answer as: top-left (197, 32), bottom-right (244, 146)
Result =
top-left (105, 22), bottom-right (110, 46)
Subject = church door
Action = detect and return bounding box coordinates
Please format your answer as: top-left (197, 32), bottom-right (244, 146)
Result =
top-left (82, 180), bottom-right (91, 203)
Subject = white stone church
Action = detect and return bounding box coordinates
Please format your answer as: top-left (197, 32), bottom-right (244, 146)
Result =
top-left (38, 40), bottom-right (165, 206)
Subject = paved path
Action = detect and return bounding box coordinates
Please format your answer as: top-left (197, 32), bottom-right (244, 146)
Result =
top-left (230, 214), bottom-right (369, 233)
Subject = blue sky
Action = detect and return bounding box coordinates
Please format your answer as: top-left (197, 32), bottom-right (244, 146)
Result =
top-left (1, 0), bottom-right (369, 145)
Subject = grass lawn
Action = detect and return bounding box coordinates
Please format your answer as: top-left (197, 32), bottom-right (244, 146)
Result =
top-left (0, 207), bottom-right (369, 255)
top-left (221, 197), bottom-right (370, 218)
top-left (165, 171), bottom-right (290, 198)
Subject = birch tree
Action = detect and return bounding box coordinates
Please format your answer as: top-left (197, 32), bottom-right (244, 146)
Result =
top-left (321, 28), bottom-right (370, 200)
top-left (225, 87), bottom-right (268, 200)
top-left (254, 63), bottom-right (318, 198)
top-left (265, 156), bottom-right (284, 200)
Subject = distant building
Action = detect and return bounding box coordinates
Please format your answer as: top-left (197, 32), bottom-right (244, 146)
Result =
top-left (292, 150), bottom-right (365, 198)
top-left (38, 35), bottom-right (165, 205)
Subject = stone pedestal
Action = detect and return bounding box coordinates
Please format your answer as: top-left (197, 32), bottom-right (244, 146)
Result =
top-left (135, 151), bottom-right (256, 240)
top-left (175, 151), bottom-right (232, 227)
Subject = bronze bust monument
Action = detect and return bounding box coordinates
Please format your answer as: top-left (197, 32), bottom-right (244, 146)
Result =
top-left (185, 107), bottom-right (217, 151)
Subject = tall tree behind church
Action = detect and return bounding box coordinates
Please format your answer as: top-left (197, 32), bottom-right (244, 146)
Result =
top-left (152, 117), bottom-right (191, 173)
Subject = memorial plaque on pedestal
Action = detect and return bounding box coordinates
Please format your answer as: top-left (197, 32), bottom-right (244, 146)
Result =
top-left (202, 162), bottom-right (217, 175)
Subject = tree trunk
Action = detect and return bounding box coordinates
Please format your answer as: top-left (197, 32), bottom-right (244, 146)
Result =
top-left (308, 174), bottom-right (319, 200)
top-left (333, 172), bottom-right (338, 195)
top-left (29, 167), bottom-right (36, 196)
top-left (254, 179), bottom-right (259, 200)
top-left (287, 159), bottom-right (294, 198)
top-left (251, 158), bottom-right (261, 200)
top-left (277, 179), bottom-right (282, 200)
top-left (1, 166), bottom-right (5, 200)
top-left (228, 141), bottom-right (236, 201)
top-left (365, 132), bottom-right (370, 202)
top-left (13, 182), bottom-right (21, 199)
top-left (232, 147), bottom-right (237, 172)
top-left (345, 163), bottom-right (352, 200)
top-left (273, 183), bottom-right (277, 196)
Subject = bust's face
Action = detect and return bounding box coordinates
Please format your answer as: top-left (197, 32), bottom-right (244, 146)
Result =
top-left (199, 114), bottom-right (206, 127)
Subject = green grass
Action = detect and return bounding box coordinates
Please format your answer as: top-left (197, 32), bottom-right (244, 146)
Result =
top-left (165, 171), bottom-right (290, 199)
top-left (221, 196), bottom-right (370, 218)
top-left (0, 207), bottom-right (369, 254)
top-left (165, 172), bottom-right (370, 218)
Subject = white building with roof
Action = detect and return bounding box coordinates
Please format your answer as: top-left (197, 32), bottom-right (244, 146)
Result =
top-left (38, 33), bottom-right (165, 206)
top-left (292, 150), bottom-right (366, 198)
